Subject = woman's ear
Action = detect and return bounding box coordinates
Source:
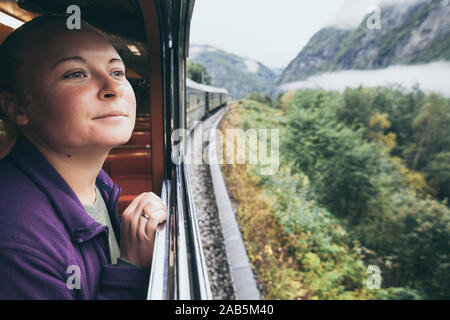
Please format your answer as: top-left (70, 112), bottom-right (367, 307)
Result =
top-left (0, 91), bottom-right (30, 126)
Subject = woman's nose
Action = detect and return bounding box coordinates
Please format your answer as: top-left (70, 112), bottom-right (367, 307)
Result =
top-left (97, 74), bottom-right (124, 100)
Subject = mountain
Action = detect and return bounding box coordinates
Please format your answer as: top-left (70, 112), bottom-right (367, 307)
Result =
top-left (271, 67), bottom-right (285, 78)
top-left (189, 44), bottom-right (277, 99)
top-left (277, 0), bottom-right (450, 85)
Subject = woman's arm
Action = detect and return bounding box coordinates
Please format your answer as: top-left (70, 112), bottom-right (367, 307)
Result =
top-left (0, 243), bottom-right (76, 299)
top-left (0, 243), bottom-right (151, 300)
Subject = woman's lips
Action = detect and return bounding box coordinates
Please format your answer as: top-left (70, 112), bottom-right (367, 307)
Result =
top-left (93, 112), bottom-right (127, 120)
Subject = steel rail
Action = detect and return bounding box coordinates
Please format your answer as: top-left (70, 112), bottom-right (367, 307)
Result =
top-left (183, 160), bottom-right (213, 299)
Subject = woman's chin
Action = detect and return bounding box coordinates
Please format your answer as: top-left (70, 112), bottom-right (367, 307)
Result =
top-left (93, 132), bottom-right (133, 148)
top-left (102, 125), bottom-right (134, 142)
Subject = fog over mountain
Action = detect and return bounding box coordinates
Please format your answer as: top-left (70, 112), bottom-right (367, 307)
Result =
top-left (277, 0), bottom-right (450, 90)
top-left (329, 0), bottom-right (427, 29)
top-left (190, 0), bottom-right (448, 99)
top-left (277, 61), bottom-right (450, 97)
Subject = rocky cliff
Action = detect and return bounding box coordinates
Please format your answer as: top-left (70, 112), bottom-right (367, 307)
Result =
top-left (277, 0), bottom-right (450, 85)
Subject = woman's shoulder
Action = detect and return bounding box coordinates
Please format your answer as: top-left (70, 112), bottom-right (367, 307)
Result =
top-left (0, 155), bottom-right (70, 247)
top-left (0, 155), bottom-right (51, 205)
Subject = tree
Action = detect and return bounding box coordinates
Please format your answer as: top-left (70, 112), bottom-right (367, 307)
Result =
top-left (423, 152), bottom-right (450, 200)
top-left (384, 191), bottom-right (450, 299)
top-left (404, 94), bottom-right (450, 171)
top-left (336, 86), bottom-right (375, 128)
top-left (247, 92), bottom-right (272, 106)
top-left (279, 87), bottom-right (450, 298)
top-left (283, 97), bottom-right (382, 224)
top-left (186, 59), bottom-right (212, 84)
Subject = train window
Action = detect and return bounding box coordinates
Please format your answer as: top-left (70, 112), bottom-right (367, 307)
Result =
top-left (1, 0), bottom-right (213, 301)
top-left (0, 0), bottom-right (169, 300)
top-left (0, 0), bottom-right (156, 211)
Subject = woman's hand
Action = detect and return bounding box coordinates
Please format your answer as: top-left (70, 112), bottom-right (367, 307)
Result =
top-left (119, 192), bottom-right (167, 267)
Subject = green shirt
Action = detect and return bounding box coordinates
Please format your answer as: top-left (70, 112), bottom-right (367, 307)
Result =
top-left (83, 186), bottom-right (121, 264)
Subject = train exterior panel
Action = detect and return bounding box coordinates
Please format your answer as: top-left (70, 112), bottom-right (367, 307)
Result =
top-left (186, 80), bottom-right (206, 130)
top-left (186, 78), bottom-right (228, 131)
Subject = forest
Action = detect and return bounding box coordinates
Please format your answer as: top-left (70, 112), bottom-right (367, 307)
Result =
top-left (220, 86), bottom-right (449, 299)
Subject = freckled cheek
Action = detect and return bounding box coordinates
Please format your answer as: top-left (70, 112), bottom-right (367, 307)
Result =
top-left (124, 86), bottom-right (137, 118)
top-left (33, 90), bottom-right (94, 134)
top-left (52, 86), bottom-right (95, 117)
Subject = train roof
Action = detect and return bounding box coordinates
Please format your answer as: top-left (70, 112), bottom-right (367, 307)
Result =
top-left (186, 78), bottom-right (228, 94)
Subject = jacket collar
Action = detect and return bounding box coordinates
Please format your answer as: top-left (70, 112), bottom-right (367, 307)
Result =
top-left (9, 134), bottom-right (121, 243)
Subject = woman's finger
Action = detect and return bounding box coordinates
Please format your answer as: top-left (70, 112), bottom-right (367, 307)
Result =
top-left (139, 201), bottom-right (166, 239)
top-left (138, 211), bottom-right (149, 241)
top-left (121, 193), bottom-right (148, 243)
top-left (134, 194), bottom-right (164, 236)
top-left (130, 193), bottom-right (153, 237)
top-left (122, 192), bottom-right (148, 219)
top-left (134, 193), bottom-right (164, 216)
top-left (144, 209), bottom-right (167, 239)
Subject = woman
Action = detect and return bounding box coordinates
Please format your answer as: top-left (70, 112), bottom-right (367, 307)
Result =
top-left (0, 15), bottom-right (166, 299)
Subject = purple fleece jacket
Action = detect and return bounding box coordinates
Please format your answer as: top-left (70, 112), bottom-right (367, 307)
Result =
top-left (0, 135), bottom-right (150, 299)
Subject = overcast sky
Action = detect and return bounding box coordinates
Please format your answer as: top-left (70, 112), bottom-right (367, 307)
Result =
top-left (190, 0), bottom-right (419, 69)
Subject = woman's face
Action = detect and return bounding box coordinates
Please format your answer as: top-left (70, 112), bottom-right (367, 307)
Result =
top-left (19, 26), bottom-right (136, 153)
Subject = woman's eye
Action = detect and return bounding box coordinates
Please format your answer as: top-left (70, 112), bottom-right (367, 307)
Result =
top-left (64, 71), bottom-right (87, 79)
top-left (111, 70), bottom-right (125, 77)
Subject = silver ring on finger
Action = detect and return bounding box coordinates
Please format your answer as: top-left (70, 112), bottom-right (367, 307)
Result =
top-left (141, 213), bottom-right (150, 220)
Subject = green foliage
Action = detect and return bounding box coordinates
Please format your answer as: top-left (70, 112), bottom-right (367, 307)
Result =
top-left (280, 87), bottom-right (450, 299)
top-left (186, 59), bottom-right (211, 84)
top-left (423, 152), bottom-right (450, 200)
top-left (379, 287), bottom-right (423, 300)
top-left (235, 86), bottom-right (449, 299)
top-left (337, 86), bottom-right (376, 128)
top-left (330, 85), bottom-right (449, 200)
top-left (372, 85), bottom-right (425, 157)
top-left (253, 166), bottom-right (390, 299)
top-left (404, 94), bottom-right (450, 168)
top-left (283, 90), bottom-right (384, 224)
top-left (247, 92), bottom-right (273, 106)
top-left (381, 191), bottom-right (450, 299)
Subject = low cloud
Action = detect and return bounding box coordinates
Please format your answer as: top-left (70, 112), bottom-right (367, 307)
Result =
top-left (328, 0), bottom-right (428, 29)
top-left (277, 61), bottom-right (450, 97)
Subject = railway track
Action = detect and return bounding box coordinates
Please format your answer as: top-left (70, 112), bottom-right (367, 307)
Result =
top-left (186, 109), bottom-right (235, 299)
top-left (186, 106), bottom-right (261, 300)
